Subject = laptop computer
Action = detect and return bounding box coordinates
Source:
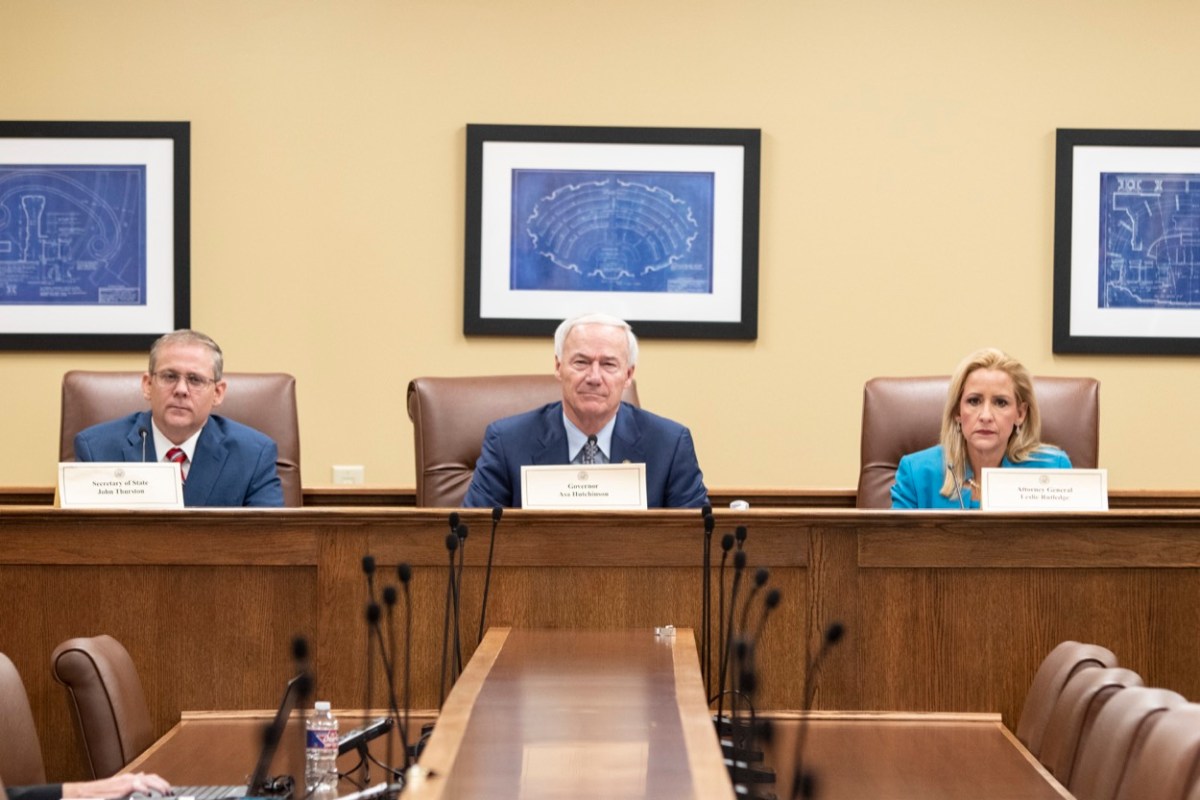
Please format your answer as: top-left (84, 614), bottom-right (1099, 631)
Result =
top-left (160, 668), bottom-right (312, 800)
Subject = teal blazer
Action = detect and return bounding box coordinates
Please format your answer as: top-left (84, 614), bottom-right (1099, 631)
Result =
top-left (891, 443), bottom-right (1072, 509)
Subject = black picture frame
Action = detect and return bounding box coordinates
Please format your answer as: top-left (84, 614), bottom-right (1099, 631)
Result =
top-left (0, 120), bottom-right (189, 351)
top-left (1054, 127), bottom-right (1200, 355)
top-left (464, 124), bottom-right (760, 340)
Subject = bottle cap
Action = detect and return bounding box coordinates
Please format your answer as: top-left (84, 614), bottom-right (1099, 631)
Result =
top-left (315, 700), bottom-right (331, 711)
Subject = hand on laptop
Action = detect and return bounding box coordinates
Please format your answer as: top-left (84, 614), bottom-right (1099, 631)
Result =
top-left (62, 771), bottom-right (173, 798)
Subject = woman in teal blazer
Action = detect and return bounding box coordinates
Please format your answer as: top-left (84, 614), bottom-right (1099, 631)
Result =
top-left (891, 348), bottom-right (1072, 509)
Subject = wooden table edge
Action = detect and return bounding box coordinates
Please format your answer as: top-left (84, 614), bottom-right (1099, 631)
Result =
top-left (672, 629), bottom-right (737, 798)
top-left (405, 627), bottom-right (510, 798)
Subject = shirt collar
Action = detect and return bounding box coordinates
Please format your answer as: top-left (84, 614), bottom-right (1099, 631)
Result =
top-left (150, 418), bottom-right (204, 463)
top-left (563, 409), bottom-right (618, 463)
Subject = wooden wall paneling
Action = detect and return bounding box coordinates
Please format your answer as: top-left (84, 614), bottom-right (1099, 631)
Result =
top-left (3, 507), bottom-right (1200, 782)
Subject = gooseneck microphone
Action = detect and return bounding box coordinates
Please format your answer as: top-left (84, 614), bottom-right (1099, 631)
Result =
top-left (477, 506), bottom-right (504, 644)
top-left (398, 563), bottom-right (413, 770)
top-left (718, 549), bottom-right (748, 731)
top-left (739, 568), bottom-right (770, 635)
top-left (701, 510), bottom-right (715, 696)
top-left (138, 426), bottom-right (148, 462)
top-left (381, 585), bottom-right (399, 788)
top-left (735, 525), bottom-right (748, 551)
top-left (713, 533), bottom-right (734, 703)
top-left (794, 622), bottom-right (847, 799)
top-left (453, 523), bottom-right (468, 674)
top-left (362, 555), bottom-right (378, 602)
top-left (362, 554), bottom-right (376, 743)
top-left (750, 587), bottom-right (782, 645)
top-left (246, 636), bottom-right (312, 798)
top-left (364, 600), bottom-right (405, 791)
top-left (439, 533), bottom-right (459, 705)
top-left (947, 463), bottom-right (966, 510)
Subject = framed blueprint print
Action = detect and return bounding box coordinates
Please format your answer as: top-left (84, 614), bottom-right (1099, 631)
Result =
top-left (464, 124), bottom-right (760, 340)
top-left (1054, 128), bottom-right (1200, 355)
top-left (0, 121), bottom-right (189, 351)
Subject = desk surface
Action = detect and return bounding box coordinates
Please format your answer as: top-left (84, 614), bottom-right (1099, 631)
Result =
top-left (763, 711), bottom-right (1070, 800)
top-left (407, 627), bottom-right (733, 800)
top-left (124, 710), bottom-right (428, 787)
top-left (122, 654), bottom-right (1068, 799)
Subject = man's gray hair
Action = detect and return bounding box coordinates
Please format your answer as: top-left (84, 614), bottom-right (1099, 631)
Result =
top-left (148, 329), bottom-right (224, 381)
top-left (554, 313), bottom-right (639, 366)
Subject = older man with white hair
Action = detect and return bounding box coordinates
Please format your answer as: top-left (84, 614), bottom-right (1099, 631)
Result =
top-left (463, 312), bottom-right (708, 508)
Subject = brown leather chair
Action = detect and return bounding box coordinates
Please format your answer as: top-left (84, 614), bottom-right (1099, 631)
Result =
top-left (1039, 666), bottom-right (1143, 787)
top-left (856, 375), bottom-right (1100, 508)
top-left (406, 375), bottom-right (640, 508)
top-left (1116, 704), bottom-right (1200, 800)
top-left (1017, 640), bottom-right (1118, 759)
top-left (0, 652), bottom-right (47, 787)
top-left (1072, 686), bottom-right (1188, 800)
top-left (51, 635), bottom-right (155, 779)
top-left (59, 370), bottom-right (302, 507)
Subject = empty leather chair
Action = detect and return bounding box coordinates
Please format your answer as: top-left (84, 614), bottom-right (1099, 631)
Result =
top-left (856, 375), bottom-right (1100, 508)
top-left (0, 652), bottom-right (47, 787)
top-left (1115, 704), bottom-right (1200, 800)
top-left (59, 370), bottom-right (303, 507)
top-left (1016, 640), bottom-right (1117, 758)
top-left (407, 375), bottom-right (640, 508)
top-left (1072, 686), bottom-right (1187, 800)
top-left (51, 635), bottom-right (155, 779)
top-left (1039, 666), bottom-right (1143, 786)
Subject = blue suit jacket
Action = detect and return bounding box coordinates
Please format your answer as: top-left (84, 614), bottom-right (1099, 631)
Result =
top-left (462, 401), bottom-right (708, 509)
top-left (891, 443), bottom-right (1072, 509)
top-left (73, 410), bottom-right (284, 508)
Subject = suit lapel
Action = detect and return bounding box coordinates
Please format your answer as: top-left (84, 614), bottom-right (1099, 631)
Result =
top-left (531, 403), bottom-right (570, 464)
top-left (183, 421), bottom-right (228, 506)
top-left (123, 411), bottom-right (157, 462)
top-left (610, 404), bottom-right (644, 464)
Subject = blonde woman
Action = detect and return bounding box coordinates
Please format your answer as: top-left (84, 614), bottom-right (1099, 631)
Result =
top-left (891, 348), bottom-right (1071, 509)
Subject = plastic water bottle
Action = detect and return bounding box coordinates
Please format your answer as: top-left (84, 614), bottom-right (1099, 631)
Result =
top-left (305, 701), bottom-right (339, 797)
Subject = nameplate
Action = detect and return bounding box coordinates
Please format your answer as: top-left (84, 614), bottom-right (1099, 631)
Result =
top-left (57, 462), bottom-right (185, 509)
top-left (980, 468), bottom-right (1108, 512)
top-left (521, 463), bottom-right (648, 510)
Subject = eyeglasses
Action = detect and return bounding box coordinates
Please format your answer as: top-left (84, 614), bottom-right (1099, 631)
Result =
top-left (151, 370), bottom-right (218, 390)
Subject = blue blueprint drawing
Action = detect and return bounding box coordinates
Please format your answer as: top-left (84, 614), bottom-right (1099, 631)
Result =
top-left (511, 169), bottom-right (713, 293)
top-left (0, 165), bottom-right (146, 305)
top-left (1099, 172), bottom-right (1200, 308)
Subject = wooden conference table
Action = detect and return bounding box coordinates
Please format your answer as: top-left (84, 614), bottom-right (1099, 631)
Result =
top-left (405, 627), bottom-right (731, 799)
top-left (126, 629), bottom-right (1067, 799)
top-left (6, 505), bottom-right (1200, 780)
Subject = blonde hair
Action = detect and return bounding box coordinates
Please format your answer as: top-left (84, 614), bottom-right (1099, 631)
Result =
top-left (939, 348), bottom-right (1046, 498)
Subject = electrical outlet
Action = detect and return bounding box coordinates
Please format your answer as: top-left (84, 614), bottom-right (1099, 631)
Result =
top-left (332, 465), bottom-right (365, 485)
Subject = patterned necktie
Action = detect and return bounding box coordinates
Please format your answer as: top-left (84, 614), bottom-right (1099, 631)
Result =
top-left (165, 446), bottom-right (188, 484)
top-left (581, 435), bottom-right (599, 465)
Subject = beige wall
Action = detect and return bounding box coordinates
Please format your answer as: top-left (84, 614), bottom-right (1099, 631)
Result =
top-left (3, 0), bottom-right (1197, 491)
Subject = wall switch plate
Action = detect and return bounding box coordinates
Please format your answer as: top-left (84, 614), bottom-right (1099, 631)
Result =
top-left (332, 465), bottom-right (365, 485)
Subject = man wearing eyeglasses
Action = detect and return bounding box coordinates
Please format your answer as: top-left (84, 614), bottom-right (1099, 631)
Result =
top-left (73, 329), bottom-right (284, 507)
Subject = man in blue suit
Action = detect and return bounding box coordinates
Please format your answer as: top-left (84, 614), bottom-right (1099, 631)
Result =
top-left (462, 313), bottom-right (708, 509)
top-left (73, 330), bottom-right (283, 507)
